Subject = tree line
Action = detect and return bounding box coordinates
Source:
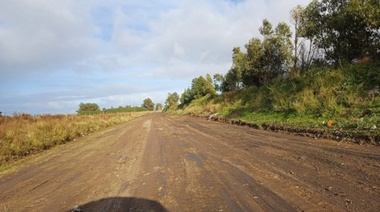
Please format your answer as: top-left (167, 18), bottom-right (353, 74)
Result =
top-left (165, 0), bottom-right (380, 108)
top-left (77, 98), bottom-right (163, 115)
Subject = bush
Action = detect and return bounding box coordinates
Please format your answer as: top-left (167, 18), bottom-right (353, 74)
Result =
top-left (169, 63), bottom-right (380, 135)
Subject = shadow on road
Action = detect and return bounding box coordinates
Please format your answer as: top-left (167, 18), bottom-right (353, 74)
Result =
top-left (67, 197), bottom-right (169, 212)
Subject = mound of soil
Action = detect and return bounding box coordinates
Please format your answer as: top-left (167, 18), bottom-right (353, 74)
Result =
top-left (204, 114), bottom-right (380, 145)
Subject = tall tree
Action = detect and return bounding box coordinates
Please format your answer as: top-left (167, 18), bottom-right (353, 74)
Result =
top-left (242, 19), bottom-right (293, 87)
top-left (223, 47), bottom-right (246, 91)
top-left (180, 88), bottom-right (192, 105)
top-left (165, 92), bottom-right (180, 108)
top-left (290, 5), bottom-right (303, 73)
top-left (264, 21), bottom-right (293, 80)
top-left (190, 75), bottom-right (216, 99)
top-left (290, 5), bottom-right (317, 73)
top-left (242, 38), bottom-right (263, 87)
top-left (155, 103), bottom-right (163, 111)
top-left (142, 98), bottom-right (155, 111)
top-left (300, 0), bottom-right (380, 65)
top-left (213, 73), bottom-right (225, 92)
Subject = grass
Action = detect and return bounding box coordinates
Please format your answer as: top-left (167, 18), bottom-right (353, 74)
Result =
top-left (78, 106), bottom-right (147, 115)
top-left (168, 63), bottom-right (380, 143)
top-left (0, 112), bottom-right (148, 166)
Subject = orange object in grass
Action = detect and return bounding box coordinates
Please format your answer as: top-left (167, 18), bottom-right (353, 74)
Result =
top-left (327, 120), bottom-right (333, 127)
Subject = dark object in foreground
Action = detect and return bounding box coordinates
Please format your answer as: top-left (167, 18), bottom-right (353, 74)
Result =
top-left (69, 197), bottom-right (168, 212)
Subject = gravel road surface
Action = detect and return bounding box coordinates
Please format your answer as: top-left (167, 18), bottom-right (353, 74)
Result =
top-left (1, 113), bottom-right (379, 211)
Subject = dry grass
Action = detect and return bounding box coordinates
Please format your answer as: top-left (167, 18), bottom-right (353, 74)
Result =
top-left (0, 112), bottom-right (148, 165)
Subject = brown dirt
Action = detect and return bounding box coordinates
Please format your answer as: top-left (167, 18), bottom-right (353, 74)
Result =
top-left (206, 115), bottom-right (380, 145)
top-left (0, 113), bottom-right (379, 211)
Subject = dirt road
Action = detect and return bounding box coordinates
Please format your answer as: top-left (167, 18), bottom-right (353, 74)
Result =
top-left (1, 113), bottom-right (379, 211)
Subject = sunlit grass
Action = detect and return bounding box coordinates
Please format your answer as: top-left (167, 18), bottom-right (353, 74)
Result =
top-left (169, 64), bottom-right (380, 141)
top-left (0, 112), bottom-right (148, 166)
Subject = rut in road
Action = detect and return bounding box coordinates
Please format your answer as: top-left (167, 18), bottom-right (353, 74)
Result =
top-left (0, 113), bottom-right (379, 211)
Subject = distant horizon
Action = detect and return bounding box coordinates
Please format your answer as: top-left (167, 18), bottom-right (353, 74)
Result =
top-left (0, 0), bottom-right (312, 115)
top-left (0, 103), bottom-right (159, 116)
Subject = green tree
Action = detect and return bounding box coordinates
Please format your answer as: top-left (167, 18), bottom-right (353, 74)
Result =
top-left (179, 74), bottom-right (216, 106)
top-left (190, 74), bottom-right (216, 99)
top-left (241, 19), bottom-right (293, 87)
top-left (222, 47), bottom-right (246, 91)
top-left (142, 98), bottom-right (155, 111)
top-left (300, 0), bottom-right (380, 65)
top-left (180, 88), bottom-right (192, 105)
top-left (213, 73), bottom-right (225, 92)
top-left (155, 103), bottom-right (163, 111)
top-left (76, 103), bottom-right (100, 114)
top-left (290, 5), bottom-right (303, 73)
top-left (165, 92), bottom-right (180, 108)
top-left (290, 5), bottom-right (317, 73)
top-left (262, 21), bottom-right (293, 82)
top-left (205, 74), bottom-right (216, 95)
top-left (242, 38), bottom-right (263, 87)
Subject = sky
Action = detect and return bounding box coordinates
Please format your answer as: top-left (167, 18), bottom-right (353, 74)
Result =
top-left (0, 0), bottom-right (312, 115)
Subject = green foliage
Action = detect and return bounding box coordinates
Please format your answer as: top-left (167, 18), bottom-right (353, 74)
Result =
top-left (142, 98), bottom-right (155, 111)
top-left (179, 74), bottom-right (216, 107)
top-left (155, 103), bottom-right (163, 111)
top-left (173, 94), bottom-right (220, 116)
top-left (166, 92), bottom-right (180, 109)
top-left (222, 19), bottom-right (293, 90)
top-left (259, 20), bottom-right (293, 84)
top-left (77, 103), bottom-right (149, 115)
top-left (173, 64), bottom-right (380, 135)
top-left (180, 89), bottom-right (192, 105)
top-left (222, 47), bottom-right (245, 91)
top-left (241, 38), bottom-right (262, 87)
top-left (77, 103), bottom-right (100, 115)
top-left (167, 0), bottom-right (380, 140)
top-left (290, 4), bottom-right (306, 74)
top-left (213, 73), bottom-right (225, 92)
top-left (300, 0), bottom-right (380, 64)
top-left (101, 106), bottom-right (147, 113)
top-left (191, 74), bottom-right (216, 99)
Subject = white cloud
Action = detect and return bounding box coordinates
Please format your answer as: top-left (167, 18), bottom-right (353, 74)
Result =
top-left (0, 1), bottom-right (100, 77)
top-left (0, 0), bottom-right (313, 114)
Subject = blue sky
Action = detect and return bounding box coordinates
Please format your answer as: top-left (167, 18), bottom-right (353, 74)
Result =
top-left (0, 0), bottom-right (311, 115)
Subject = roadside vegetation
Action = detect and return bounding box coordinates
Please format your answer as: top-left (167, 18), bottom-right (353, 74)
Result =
top-left (76, 98), bottom-right (156, 115)
top-left (165, 0), bottom-right (380, 144)
top-left (0, 112), bottom-right (148, 166)
top-left (0, 93), bottom-right (160, 166)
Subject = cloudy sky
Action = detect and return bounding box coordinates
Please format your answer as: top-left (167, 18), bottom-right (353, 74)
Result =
top-left (0, 0), bottom-right (311, 115)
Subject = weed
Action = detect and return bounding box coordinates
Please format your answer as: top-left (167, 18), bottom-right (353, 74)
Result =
top-left (0, 112), bottom-right (147, 166)
top-left (169, 64), bottom-right (380, 138)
